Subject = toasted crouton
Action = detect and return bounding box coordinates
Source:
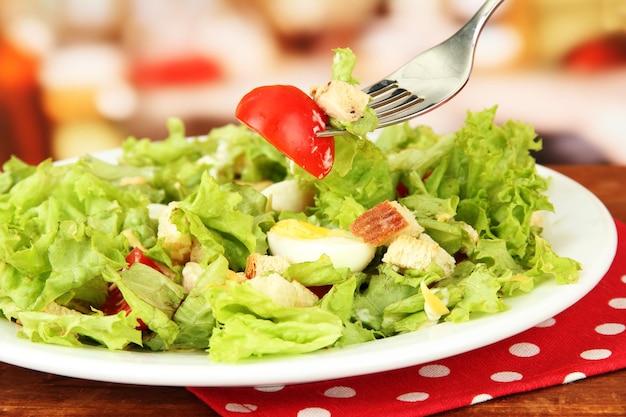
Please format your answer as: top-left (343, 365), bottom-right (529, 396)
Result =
top-left (248, 273), bottom-right (319, 308)
top-left (382, 234), bottom-right (455, 276)
top-left (245, 253), bottom-right (291, 279)
top-left (350, 200), bottom-right (424, 246)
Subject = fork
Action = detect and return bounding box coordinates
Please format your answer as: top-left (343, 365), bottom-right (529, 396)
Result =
top-left (318, 0), bottom-right (505, 137)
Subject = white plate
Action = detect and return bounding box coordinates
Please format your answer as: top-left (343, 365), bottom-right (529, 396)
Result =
top-left (0, 164), bottom-right (617, 387)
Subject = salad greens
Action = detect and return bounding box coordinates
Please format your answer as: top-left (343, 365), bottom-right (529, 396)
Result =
top-left (0, 50), bottom-right (580, 362)
top-left (0, 107), bottom-right (580, 362)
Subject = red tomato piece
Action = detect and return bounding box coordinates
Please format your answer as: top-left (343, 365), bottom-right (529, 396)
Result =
top-left (126, 247), bottom-right (160, 271)
top-left (100, 285), bottom-right (148, 331)
top-left (100, 248), bottom-right (159, 331)
top-left (396, 182), bottom-right (409, 199)
top-left (235, 85), bottom-right (335, 179)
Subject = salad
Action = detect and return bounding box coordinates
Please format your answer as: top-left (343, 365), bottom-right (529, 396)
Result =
top-left (0, 49), bottom-right (580, 363)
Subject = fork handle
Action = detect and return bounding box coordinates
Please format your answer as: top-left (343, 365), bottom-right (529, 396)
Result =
top-left (461, 0), bottom-right (506, 46)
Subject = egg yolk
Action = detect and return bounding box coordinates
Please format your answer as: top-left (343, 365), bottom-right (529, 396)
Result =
top-left (270, 219), bottom-right (353, 240)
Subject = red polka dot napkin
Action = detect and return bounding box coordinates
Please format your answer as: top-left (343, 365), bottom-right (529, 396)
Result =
top-left (189, 220), bottom-right (626, 417)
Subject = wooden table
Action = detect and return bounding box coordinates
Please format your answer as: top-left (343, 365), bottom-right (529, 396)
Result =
top-left (0, 165), bottom-right (624, 417)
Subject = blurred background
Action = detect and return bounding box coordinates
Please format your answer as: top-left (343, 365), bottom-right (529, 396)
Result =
top-left (1, 0), bottom-right (625, 167)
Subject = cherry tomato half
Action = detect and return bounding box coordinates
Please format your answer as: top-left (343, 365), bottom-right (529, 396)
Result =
top-left (100, 248), bottom-right (159, 330)
top-left (235, 85), bottom-right (334, 179)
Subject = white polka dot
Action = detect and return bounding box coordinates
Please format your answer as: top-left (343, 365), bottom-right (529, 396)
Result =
top-left (471, 394), bottom-right (493, 404)
top-left (509, 342), bottom-right (540, 357)
top-left (418, 364), bottom-right (451, 378)
top-left (397, 392), bottom-right (429, 402)
top-left (491, 371), bottom-right (523, 382)
top-left (621, 275), bottom-right (626, 284)
top-left (595, 323), bottom-right (626, 336)
top-left (580, 349), bottom-right (612, 360)
top-left (297, 407), bottom-right (331, 417)
top-left (609, 298), bottom-right (626, 309)
top-left (324, 386), bottom-right (356, 398)
top-left (563, 372), bottom-right (586, 384)
top-left (225, 403), bottom-right (258, 413)
top-left (254, 385), bottom-right (285, 392)
top-left (535, 317), bottom-right (556, 328)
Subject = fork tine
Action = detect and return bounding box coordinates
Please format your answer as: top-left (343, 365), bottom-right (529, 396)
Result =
top-left (376, 98), bottom-right (429, 127)
top-left (369, 88), bottom-right (412, 110)
top-left (362, 79), bottom-right (397, 97)
top-left (376, 94), bottom-right (424, 119)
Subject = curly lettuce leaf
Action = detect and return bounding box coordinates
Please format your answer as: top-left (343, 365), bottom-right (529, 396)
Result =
top-left (177, 172), bottom-right (271, 271)
top-left (17, 309), bottom-right (142, 349)
top-left (122, 120), bottom-right (288, 201)
top-left (443, 263), bottom-right (510, 323)
top-left (207, 281), bottom-right (343, 362)
top-left (300, 134), bottom-right (396, 227)
top-left (0, 158), bottom-right (154, 314)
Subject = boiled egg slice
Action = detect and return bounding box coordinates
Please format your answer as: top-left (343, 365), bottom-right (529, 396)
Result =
top-left (261, 179), bottom-right (314, 212)
top-left (267, 219), bottom-right (376, 272)
top-left (420, 280), bottom-right (450, 321)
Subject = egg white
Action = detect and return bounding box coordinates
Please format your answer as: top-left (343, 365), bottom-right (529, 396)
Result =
top-left (261, 179), bottom-right (314, 212)
top-left (267, 220), bottom-right (376, 272)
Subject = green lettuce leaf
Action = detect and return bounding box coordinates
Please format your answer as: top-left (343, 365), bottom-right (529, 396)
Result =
top-left (207, 281), bottom-right (343, 362)
top-left (353, 272), bottom-right (420, 334)
top-left (283, 255), bottom-right (351, 287)
top-left (17, 309), bottom-right (142, 350)
top-left (304, 135), bottom-right (395, 227)
top-left (319, 275), bottom-right (379, 346)
top-left (522, 233), bottom-right (581, 285)
top-left (330, 47), bottom-right (360, 84)
top-left (177, 173), bottom-right (269, 271)
top-left (0, 157), bottom-right (154, 314)
top-left (145, 255), bottom-right (228, 350)
top-left (444, 263), bottom-right (510, 322)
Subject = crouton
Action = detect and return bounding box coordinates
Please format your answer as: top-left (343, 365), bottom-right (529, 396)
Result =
top-left (151, 202), bottom-right (193, 264)
top-left (182, 262), bottom-right (203, 292)
top-left (310, 80), bottom-right (370, 122)
top-left (382, 234), bottom-right (455, 276)
top-left (350, 200), bottom-right (424, 246)
top-left (248, 273), bottom-right (319, 308)
top-left (245, 253), bottom-right (291, 279)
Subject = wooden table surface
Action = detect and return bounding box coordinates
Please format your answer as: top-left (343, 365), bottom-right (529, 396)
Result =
top-left (0, 165), bottom-right (624, 417)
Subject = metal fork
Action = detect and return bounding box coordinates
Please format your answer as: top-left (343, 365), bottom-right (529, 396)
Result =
top-left (318, 0), bottom-right (505, 137)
